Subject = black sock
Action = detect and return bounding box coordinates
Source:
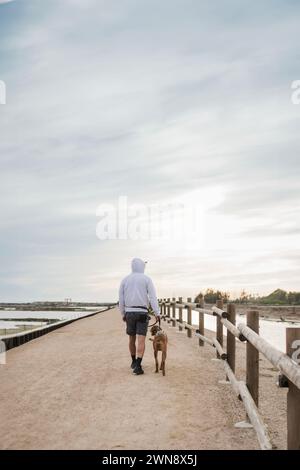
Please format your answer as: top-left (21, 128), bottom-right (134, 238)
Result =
top-left (136, 357), bottom-right (142, 367)
top-left (131, 355), bottom-right (136, 362)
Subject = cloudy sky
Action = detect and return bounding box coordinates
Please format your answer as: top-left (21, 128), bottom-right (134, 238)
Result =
top-left (0, 0), bottom-right (299, 302)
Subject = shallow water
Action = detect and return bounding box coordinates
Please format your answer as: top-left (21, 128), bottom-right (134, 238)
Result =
top-left (0, 320), bottom-right (46, 329)
top-left (0, 309), bottom-right (105, 336)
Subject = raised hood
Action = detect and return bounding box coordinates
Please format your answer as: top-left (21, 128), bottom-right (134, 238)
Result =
top-left (131, 258), bottom-right (145, 273)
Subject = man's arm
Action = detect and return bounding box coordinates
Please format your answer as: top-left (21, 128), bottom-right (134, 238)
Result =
top-left (147, 278), bottom-right (160, 316)
top-left (118, 280), bottom-right (126, 318)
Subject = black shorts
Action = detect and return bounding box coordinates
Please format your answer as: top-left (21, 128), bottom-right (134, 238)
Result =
top-left (125, 312), bottom-right (149, 336)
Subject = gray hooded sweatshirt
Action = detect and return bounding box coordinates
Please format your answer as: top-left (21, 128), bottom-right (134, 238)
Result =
top-left (118, 258), bottom-right (160, 317)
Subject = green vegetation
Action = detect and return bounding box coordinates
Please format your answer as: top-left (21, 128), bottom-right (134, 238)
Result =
top-left (259, 289), bottom-right (300, 305)
top-left (195, 288), bottom-right (300, 305)
top-left (195, 289), bottom-right (230, 304)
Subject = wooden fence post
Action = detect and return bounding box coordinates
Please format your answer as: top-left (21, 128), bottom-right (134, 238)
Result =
top-left (286, 328), bottom-right (300, 450)
top-left (216, 299), bottom-right (224, 358)
top-left (246, 311), bottom-right (259, 407)
top-left (172, 297), bottom-right (176, 327)
top-left (187, 297), bottom-right (192, 338)
top-left (167, 298), bottom-right (170, 321)
top-left (227, 303), bottom-right (236, 373)
top-left (178, 297), bottom-right (183, 331)
top-left (198, 296), bottom-right (204, 347)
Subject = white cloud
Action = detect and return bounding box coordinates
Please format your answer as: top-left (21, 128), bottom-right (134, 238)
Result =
top-left (0, 0), bottom-right (300, 301)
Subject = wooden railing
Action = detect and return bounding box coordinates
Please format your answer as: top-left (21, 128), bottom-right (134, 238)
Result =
top-left (158, 297), bottom-right (300, 450)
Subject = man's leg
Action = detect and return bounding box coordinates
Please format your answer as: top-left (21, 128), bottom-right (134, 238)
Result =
top-left (133, 314), bottom-right (148, 375)
top-left (125, 313), bottom-right (137, 368)
top-left (129, 335), bottom-right (136, 368)
top-left (133, 335), bottom-right (146, 374)
top-left (136, 334), bottom-right (146, 358)
top-left (129, 335), bottom-right (136, 356)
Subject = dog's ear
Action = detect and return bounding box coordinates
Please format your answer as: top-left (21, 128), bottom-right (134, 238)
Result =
top-left (150, 326), bottom-right (156, 335)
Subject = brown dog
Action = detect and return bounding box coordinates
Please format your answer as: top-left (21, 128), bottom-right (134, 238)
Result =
top-left (149, 325), bottom-right (168, 376)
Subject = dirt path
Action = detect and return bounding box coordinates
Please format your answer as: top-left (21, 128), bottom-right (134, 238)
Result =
top-left (0, 308), bottom-right (259, 450)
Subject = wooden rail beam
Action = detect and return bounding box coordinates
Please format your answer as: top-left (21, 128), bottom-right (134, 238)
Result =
top-left (173, 301), bottom-right (214, 317)
top-left (189, 305), bottom-right (215, 316)
top-left (212, 306), bottom-right (228, 318)
top-left (222, 360), bottom-right (241, 399)
top-left (221, 318), bottom-right (246, 342)
top-left (194, 331), bottom-right (226, 359)
top-left (195, 331), bottom-right (215, 348)
top-left (238, 381), bottom-right (272, 450)
top-left (213, 338), bottom-right (227, 360)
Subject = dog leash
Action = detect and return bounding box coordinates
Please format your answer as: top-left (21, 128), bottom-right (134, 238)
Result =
top-left (147, 316), bottom-right (161, 328)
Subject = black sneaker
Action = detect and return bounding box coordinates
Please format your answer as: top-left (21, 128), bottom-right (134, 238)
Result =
top-left (133, 366), bottom-right (144, 375)
top-left (131, 359), bottom-right (137, 369)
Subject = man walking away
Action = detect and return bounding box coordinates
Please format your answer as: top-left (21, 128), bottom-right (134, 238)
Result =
top-left (119, 258), bottom-right (160, 375)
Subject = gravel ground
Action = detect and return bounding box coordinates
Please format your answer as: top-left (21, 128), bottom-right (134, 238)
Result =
top-left (0, 308), bottom-right (263, 450)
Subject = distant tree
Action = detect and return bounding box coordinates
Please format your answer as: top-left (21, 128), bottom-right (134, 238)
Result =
top-left (223, 291), bottom-right (230, 302)
top-left (201, 288), bottom-right (230, 304)
top-left (239, 289), bottom-right (250, 304)
top-left (247, 293), bottom-right (259, 304)
top-left (287, 291), bottom-right (300, 305)
top-left (260, 289), bottom-right (288, 305)
top-left (194, 292), bottom-right (204, 303)
top-left (287, 292), bottom-right (296, 305)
